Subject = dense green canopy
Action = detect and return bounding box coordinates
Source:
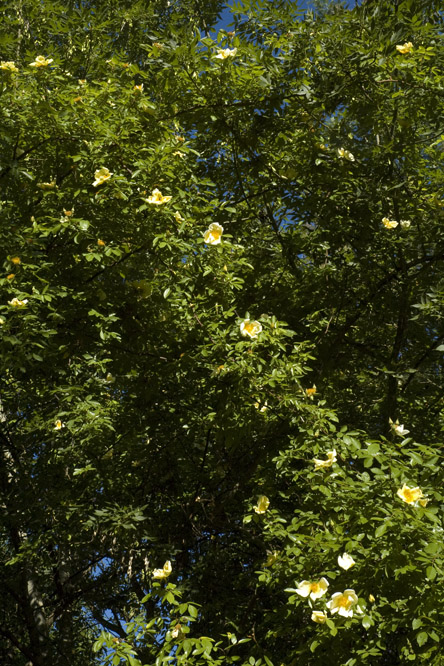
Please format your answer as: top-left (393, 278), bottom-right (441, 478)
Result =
top-left (1, 0), bottom-right (444, 664)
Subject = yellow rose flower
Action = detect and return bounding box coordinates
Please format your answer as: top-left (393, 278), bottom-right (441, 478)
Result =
top-left (6, 274), bottom-right (15, 280)
top-left (240, 319), bottom-right (262, 339)
top-left (1, 61), bottom-right (19, 72)
top-left (397, 484), bottom-right (428, 507)
top-left (143, 188), bottom-right (172, 205)
top-left (214, 48), bottom-right (237, 59)
top-left (337, 147), bottom-right (355, 161)
top-left (337, 553), bottom-right (355, 570)
top-left (204, 222), bottom-right (223, 245)
top-left (382, 217), bottom-right (398, 229)
top-left (152, 560), bottom-right (172, 579)
top-left (327, 590), bottom-right (362, 618)
top-left (295, 578), bottom-right (329, 601)
top-left (311, 611), bottom-right (327, 624)
top-left (11, 257), bottom-right (21, 265)
top-left (396, 42), bottom-right (413, 55)
top-left (8, 298), bottom-right (28, 307)
top-left (93, 168), bottom-right (113, 187)
top-left (312, 449), bottom-right (337, 470)
top-left (254, 495), bottom-right (270, 514)
top-left (29, 55), bottom-right (53, 67)
top-left (400, 220), bottom-right (411, 229)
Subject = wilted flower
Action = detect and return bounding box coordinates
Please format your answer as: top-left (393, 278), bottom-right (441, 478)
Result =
top-left (93, 167), bottom-right (113, 187)
top-left (382, 217), bottom-right (398, 229)
top-left (1, 61), bottom-right (19, 72)
top-left (338, 553), bottom-right (355, 570)
top-left (400, 220), bottom-right (411, 229)
top-left (6, 274), bottom-right (15, 280)
top-left (306, 385), bottom-right (317, 398)
top-left (313, 449), bottom-right (337, 470)
top-left (97, 239), bottom-right (106, 247)
top-left (240, 319), bottom-right (262, 339)
top-left (397, 484), bottom-right (428, 507)
top-left (337, 148), bottom-right (355, 162)
top-left (54, 420), bottom-right (65, 430)
top-left (295, 578), bottom-right (329, 601)
top-left (327, 590), bottom-right (362, 618)
top-left (171, 624), bottom-right (182, 639)
top-left (8, 298), bottom-right (28, 307)
top-left (203, 222), bottom-right (223, 245)
top-left (29, 55), bottom-right (53, 67)
top-left (11, 257), bottom-right (21, 265)
top-left (37, 180), bottom-right (56, 190)
top-left (389, 418), bottom-right (409, 437)
top-left (396, 42), bottom-right (413, 55)
top-left (152, 560), bottom-right (172, 579)
top-left (254, 495), bottom-right (270, 514)
top-left (214, 48), bottom-right (237, 60)
top-left (311, 611), bottom-right (327, 624)
top-left (143, 188), bottom-right (172, 205)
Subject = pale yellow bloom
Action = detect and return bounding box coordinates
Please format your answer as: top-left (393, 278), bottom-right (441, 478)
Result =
top-left (254, 495), bottom-right (270, 514)
top-left (397, 484), bottom-right (428, 507)
top-left (143, 188), bottom-right (172, 205)
top-left (369, 594), bottom-right (375, 603)
top-left (295, 578), bottom-right (329, 601)
top-left (382, 217), bottom-right (398, 229)
top-left (396, 42), bottom-right (413, 55)
top-left (37, 180), bottom-right (56, 190)
top-left (400, 220), bottom-right (411, 229)
top-left (54, 420), bottom-right (65, 430)
top-left (29, 55), bottom-right (53, 67)
top-left (1, 61), bottom-right (19, 72)
top-left (311, 611), bottom-right (327, 624)
top-left (313, 449), bottom-right (337, 470)
top-left (93, 167), bottom-right (113, 187)
top-left (337, 147), bottom-right (355, 162)
top-left (214, 48), bottom-right (237, 60)
top-left (152, 560), bottom-right (172, 579)
top-left (338, 553), bottom-right (355, 570)
top-left (174, 211), bottom-right (184, 223)
top-left (264, 550), bottom-right (279, 567)
top-left (306, 385), bottom-right (317, 398)
top-left (8, 298), bottom-right (28, 307)
top-left (204, 222), bottom-right (223, 245)
top-left (389, 418), bottom-right (409, 437)
top-left (254, 401), bottom-right (268, 412)
top-left (327, 590), bottom-right (362, 618)
top-left (240, 319), bottom-right (262, 339)
top-left (0, 317), bottom-right (5, 325)
top-left (11, 257), bottom-right (21, 265)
